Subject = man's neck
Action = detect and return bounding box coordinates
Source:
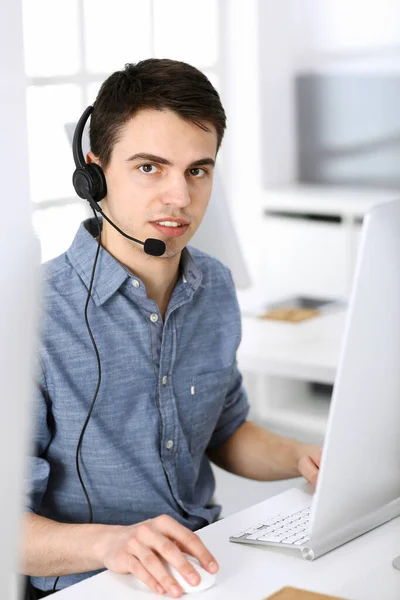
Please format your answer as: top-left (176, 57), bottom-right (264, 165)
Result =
top-left (99, 221), bottom-right (181, 319)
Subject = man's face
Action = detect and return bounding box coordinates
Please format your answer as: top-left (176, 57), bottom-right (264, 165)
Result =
top-left (97, 108), bottom-right (218, 259)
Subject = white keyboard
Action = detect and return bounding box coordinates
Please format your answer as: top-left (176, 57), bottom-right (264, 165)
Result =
top-left (230, 505), bottom-right (311, 547)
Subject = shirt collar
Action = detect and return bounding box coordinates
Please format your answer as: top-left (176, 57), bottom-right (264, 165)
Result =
top-left (67, 218), bottom-right (129, 307)
top-left (180, 245), bottom-right (202, 291)
top-left (67, 218), bottom-right (203, 306)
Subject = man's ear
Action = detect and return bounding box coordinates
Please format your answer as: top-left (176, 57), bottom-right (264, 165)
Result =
top-left (86, 151), bottom-right (101, 166)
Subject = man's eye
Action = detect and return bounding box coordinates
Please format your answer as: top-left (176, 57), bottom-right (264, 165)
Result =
top-left (189, 168), bottom-right (206, 178)
top-left (139, 164), bottom-right (159, 174)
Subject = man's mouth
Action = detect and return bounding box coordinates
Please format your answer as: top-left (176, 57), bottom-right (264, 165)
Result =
top-left (150, 219), bottom-right (190, 237)
top-left (155, 221), bottom-right (183, 227)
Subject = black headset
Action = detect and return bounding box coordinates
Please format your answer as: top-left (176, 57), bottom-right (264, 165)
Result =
top-left (71, 105), bottom-right (166, 257)
top-left (72, 106), bottom-right (108, 208)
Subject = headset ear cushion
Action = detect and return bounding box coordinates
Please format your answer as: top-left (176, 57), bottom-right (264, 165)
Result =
top-left (87, 163), bottom-right (107, 203)
top-left (72, 168), bottom-right (93, 201)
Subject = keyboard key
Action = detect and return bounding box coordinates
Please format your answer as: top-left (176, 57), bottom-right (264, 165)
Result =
top-left (230, 532), bottom-right (248, 539)
top-left (235, 523), bottom-right (266, 537)
top-left (246, 527), bottom-right (274, 540)
top-left (281, 532), bottom-right (309, 544)
top-left (281, 526), bottom-right (293, 533)
top-left (258, 534), bottom-right (285, 543)
top-left (294, 536), bottom-right (310, 545)
top-left (286, 528), bottom-right (302, 537)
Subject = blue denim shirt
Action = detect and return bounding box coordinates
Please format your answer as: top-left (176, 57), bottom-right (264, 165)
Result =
top-left (27, 218), bottom-right (249, 592)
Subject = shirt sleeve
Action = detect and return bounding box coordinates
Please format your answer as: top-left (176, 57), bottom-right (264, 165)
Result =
top-left (25, 359), bottom-right (52, 513)
top-left (206, 362), bottom-right (250, 451)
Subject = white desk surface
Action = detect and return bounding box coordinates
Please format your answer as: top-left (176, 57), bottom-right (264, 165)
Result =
top-left (54, 484), bottom-right (400, 600)
top-left (238, 310), bottom-right (346, 385)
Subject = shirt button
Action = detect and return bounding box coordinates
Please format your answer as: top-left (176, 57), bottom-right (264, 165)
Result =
top-left (162, 375), bottom-right (168, 385)
top-left (150, 313), bottom-right (159, 323)
top-left (132, 279), bottom-right (140, 288)
top-left (166, 440), bottom-right (174, 450)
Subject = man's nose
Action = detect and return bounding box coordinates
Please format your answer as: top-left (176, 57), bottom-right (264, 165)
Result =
top-left (161, 175), bottom-right (191, 208)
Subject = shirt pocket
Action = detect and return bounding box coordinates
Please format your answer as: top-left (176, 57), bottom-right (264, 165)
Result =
top-left (189, 366), bottom-right (234, 455)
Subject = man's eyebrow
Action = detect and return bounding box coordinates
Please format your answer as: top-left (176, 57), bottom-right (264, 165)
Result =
top-left (189, 157), bottom-right (215, 168)
top-left (125, 152), bottom-right (215, 169)
top-left (126, 153), bottom-right (172, 165)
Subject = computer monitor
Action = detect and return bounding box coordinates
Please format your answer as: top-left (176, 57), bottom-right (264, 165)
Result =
top-left (0, 138), bottom-right (39, 590)
top-left (64, 121), bottom-right (252, 289)
top-left (230, 198), bottom-right (400, 563)
top-left (1, 2), bottom-right (40, 597)
top-left (307, 198), bottom-right (400, 554)
top-left (1, 220), bottom-right (39, 600)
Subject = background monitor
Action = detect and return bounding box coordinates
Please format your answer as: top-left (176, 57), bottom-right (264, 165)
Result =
top-left (295, 73), bottom-right (400, 189)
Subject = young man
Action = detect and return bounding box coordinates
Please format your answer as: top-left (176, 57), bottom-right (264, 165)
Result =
top-left (22, 59), bottom-right (321, 599)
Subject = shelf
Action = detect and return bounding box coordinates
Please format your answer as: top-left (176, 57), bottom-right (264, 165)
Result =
top-left (263, 184), bottom-right (398, 219)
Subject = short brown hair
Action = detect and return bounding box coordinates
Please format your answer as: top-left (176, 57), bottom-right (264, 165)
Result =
top-left (90, 58), bottom-right (227, 168)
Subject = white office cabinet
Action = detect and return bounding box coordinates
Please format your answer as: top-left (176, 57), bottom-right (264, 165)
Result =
top-left (260, 214), bottom-right (351, 301)
top-left (258, 185), bottom-right (396, 302)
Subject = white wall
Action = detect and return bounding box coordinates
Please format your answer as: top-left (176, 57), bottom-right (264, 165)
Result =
top-left (217, 0), bottom-right (265, 288)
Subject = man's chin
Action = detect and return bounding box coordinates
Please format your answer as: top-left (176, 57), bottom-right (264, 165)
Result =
top-left (158, 246), bottom-right (183, 260)
top-left (157, 237), bottom-right (188, 259)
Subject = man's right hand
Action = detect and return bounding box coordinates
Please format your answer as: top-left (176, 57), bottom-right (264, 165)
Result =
top-left (97, 514), bottom-right (219, 597)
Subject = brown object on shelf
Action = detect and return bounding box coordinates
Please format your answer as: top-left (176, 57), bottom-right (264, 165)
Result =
top-left (259, 307), bottom-right (321, 323)
top-left (264, 587), bottom-right (346, 600)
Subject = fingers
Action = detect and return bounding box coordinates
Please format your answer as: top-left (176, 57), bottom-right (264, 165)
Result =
top-left (298, 454), bottom-right (319, 487)
top-left (153, 514), bottom-right (219, 574)
top-left (133, 519), bottom-right (213, 594)
top-left (311, 445), bottom-right (322, 467)
top-left (126, 553), bottom-right (166, 596)
top-left (128, 530), bottom-right (185, 597)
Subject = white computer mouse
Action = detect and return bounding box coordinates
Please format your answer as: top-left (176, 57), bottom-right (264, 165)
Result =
top-left (168, 553), bottom-right (217, 594)
top-left (133, 553), bottom-right (217, 595)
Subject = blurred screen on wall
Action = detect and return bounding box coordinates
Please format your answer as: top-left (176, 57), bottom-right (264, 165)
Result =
top-left (295, 73), bottom-right (400, 189)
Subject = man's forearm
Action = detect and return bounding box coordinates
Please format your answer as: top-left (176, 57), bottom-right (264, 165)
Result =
top-left (21, 512), bottom-right (121, 577)
top-left (207, 421), bottom-right (304, 481)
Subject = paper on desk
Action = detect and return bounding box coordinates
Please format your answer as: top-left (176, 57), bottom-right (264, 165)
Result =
top-left (259, 307), bottom-right (321, 322)
top-left (264, 587), bottom-right (346, 600)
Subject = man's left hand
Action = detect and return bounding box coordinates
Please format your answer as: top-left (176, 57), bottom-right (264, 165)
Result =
top-left (297, 445), bottom-right (322, 487)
